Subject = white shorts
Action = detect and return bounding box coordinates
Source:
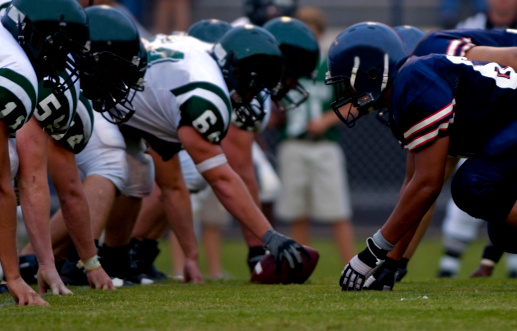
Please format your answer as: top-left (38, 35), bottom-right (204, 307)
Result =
top-left (253, 142), bottom-right (281, 203)
top-left (121, 127), bottom-right (155, 198)
top-left (76, 113), bottom-right (128, 192)
top-left (275, 140), bottom-right (352, 222)
top-left (192, 185), bottom-right (231, 227)
top-left (9, 138), bottom-right (18, 181)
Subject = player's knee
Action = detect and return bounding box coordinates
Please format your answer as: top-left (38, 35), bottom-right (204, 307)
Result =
top-left (451, 164), bottom-right (509, 223)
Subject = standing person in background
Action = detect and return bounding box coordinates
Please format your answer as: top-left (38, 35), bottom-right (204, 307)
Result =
top-left (233, 0), bottom-right (298, 27)
top-left (439, 0), bottom-right (487, 28)
top-left (274, 6), bottom-right (356, 264)
top-left (153, 0), bottom-right (191, 33)
top-left (457, 0), bottom-right (517, 29)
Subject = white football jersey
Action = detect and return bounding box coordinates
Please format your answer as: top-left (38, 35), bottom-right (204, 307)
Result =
top-left (127, 35), bottom-right (232, 146)
top-left (0, 22), bottom-right (38, 131)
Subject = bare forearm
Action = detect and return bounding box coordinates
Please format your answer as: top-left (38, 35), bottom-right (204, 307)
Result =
top-left (205, 165), bottom-right (271, 239)
top-left (59, 192), bottom-right (96, 259)
top-left (19, 175), bottom-right (54, 265)
top-left (0, 190), bottom-right (21, 280)
top-left (161, 186), bottom-right (199, 260)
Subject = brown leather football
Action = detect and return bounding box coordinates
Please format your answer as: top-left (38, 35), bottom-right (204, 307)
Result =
top-left (250, 245), bottom-right (319, 284)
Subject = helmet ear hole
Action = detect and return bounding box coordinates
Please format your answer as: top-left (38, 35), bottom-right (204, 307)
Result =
top-left (232, 68), bottom-right (242, 79)
top-left (368, 68), bottom-right (378, 79)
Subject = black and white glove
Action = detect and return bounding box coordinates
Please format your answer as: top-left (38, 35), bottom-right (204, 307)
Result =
top-left (339, 237), bottom-right (389, 291)
top-left (262, 229), bottom-right (309, 273)
top-left (363, 257), bottom-right (399, 291)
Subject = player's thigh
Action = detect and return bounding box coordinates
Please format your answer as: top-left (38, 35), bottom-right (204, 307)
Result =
top-left (451, 153), bottom-right (517, 223)
top-left (76, 120), bottom-right (128, 192)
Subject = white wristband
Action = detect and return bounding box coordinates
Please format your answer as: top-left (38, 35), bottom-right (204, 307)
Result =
top-left (195, 154), bottom-right (227, 173)
top-left (77, 255), bottom-right (102, 271)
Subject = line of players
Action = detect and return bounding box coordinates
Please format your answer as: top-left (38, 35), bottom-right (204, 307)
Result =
top-left (1, 0), bottom-right (325, 306)
top-left (5, 0), bottom-right (516, 306)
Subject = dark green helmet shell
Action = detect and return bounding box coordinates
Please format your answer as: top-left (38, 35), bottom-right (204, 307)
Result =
top-left (1, 0), bottom-right (89, 79)
top-left (213, 24), bottom-right (284, 100)
top-left (187, 19), bottom-right (232, 44)
top-left (81, 5), bottom-right (144, 124)
top-left (263, 16), bottom-right (319, 80)
top-left (86, 5), bottom-right (140, 62)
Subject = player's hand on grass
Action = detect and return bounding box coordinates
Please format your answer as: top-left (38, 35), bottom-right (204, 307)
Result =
top-left (37, 264), bottom-right (73, 295)
top-left (340, 237), bottom-right (388, 291)
top-left (7, 277), bottom-right (48, 306)
top-left (363, 258), bottom-right (399, 291)
top-left (183, 257), bottom-right (204, 284)
top-left (262, 229), bottom-right (309, 274)
top-left (86, 267), bottom-right (116, 290)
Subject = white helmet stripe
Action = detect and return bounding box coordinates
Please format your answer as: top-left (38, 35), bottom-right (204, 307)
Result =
top-left (350, 56), bottom-right (360, 88)
top-left (381, 53), bottom-right (389, 92)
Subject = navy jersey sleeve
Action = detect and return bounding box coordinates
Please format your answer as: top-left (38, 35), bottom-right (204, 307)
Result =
top-left (392, 60), bottom-right (455, 151)
top-left (414, 29), bottom-right (517, 57)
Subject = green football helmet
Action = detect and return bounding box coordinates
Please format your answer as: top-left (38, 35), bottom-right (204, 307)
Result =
top-left (264, 16), bottom-right (319, 110)
top-left (80, 5), bottom-right (145, 124)
top-left (187, 19), bottom-right (232, 44)
top-left (211, 24), bottom-right (284, 127)
top-left (1, 0), bottom-right (89, 90)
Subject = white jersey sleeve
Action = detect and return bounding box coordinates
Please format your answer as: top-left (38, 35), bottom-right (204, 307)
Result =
top-left (128, 36), bottom-right (232, 148)
top-left (0, 23), bottom-right (38, 132)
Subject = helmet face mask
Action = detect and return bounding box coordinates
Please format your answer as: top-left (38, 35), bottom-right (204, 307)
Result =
top-left (271, 79), bottom-right (309, 111)
top-left (79, 5), bottom-right (146, 124)
top-left (81, 50), bottom-right (142, 123)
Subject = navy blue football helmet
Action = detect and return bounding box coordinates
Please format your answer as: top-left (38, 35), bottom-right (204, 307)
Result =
top-left (326, 22), bottom-right (407, 127)
top-left (394, 25), bottom-right (426, 56)
top-left (187, 19), bottom-right (232, 44)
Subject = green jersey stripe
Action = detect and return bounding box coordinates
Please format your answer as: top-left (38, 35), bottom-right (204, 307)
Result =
top-left (0, 68), bottom-right (36, 114)
top-left (171, 82), bottom-right (231, 120)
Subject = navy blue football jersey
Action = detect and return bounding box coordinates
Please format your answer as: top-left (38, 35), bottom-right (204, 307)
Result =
top-left (413, 29), bottom-right (517, 57)
top-left (390, 53), bottom-right (517, 157)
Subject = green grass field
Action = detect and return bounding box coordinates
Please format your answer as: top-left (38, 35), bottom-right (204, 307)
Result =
top-left (2, 237), bottom-right (517, 331)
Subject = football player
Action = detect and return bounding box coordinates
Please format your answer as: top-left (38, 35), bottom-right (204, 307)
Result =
top-left (15, 5), bottom-right (145, 291)
top-left (326, 22), bottom-right (517, 291)
top-left (363, 27), bottom-right (517, 290)
top-left (0, 0), bottom-right (90, 305)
